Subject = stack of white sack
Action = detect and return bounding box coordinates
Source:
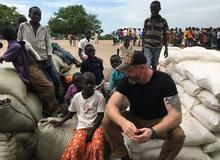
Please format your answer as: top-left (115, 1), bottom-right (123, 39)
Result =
top-left (0, 62), bottom-right (42, 159)
top-left (159, 46), bottom-right (220, 160)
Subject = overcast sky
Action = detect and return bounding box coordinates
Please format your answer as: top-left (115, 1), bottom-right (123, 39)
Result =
top-left (1, 0), bottom-right (220, 34)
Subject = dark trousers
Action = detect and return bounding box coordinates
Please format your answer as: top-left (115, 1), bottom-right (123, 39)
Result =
top-left (28, 65), bottom-right (60, 112)
top-left (217, 39), bottom-right (220, 49)
top-left (37, 59), bottom-right (65, 103)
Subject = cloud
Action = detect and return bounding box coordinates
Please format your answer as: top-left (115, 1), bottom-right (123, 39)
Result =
top-left (1, 0), bottom-right (220, 34)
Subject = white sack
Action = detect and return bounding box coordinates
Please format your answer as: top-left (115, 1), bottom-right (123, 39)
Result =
top-left (0, 95), bottom-right (35, 133)
top-left (36, 116), bottom-right (78, 160)
top-left (191, 104), bottom-right (220, 132)
top-left (171, 72), bottom-right (186, 86)
top-left (165, 63), bottom-right (174, 76)
top-left (15, 133), bottom-right (38, 160)
top-left (182, 80), bottom-right (202, 96)
top-left (203, 133), bottom-right (220, 153)
top-left (0, 66), bottom-right (27, 104)
top-left (197, 90), bottom-right (220, 111)
top-left (181, 61), bottom-right (220, 99)
top-left (167, 46), bottom-right (220, 64)
top-left (197, 77), bottom-right (220, 99)
top-left (210, 151), bottom-right (220, 160)
top-left (157, 65), bottom-right (167, 73)
top-left (181, 113), bottom-right (216, 145)
top-left (25, 92), bottom-right (42, 122)
top-left (126, 145), bottom-right (212, 160)
top-left (180, 93), bottom-right (200, 110)
top-left (159, 46), bottom-right (181, 66)
top-left (0, 133), bottom-right (17, 160)
top-left (173, 62), bottom-right (186, 77)
top-left (176, 84), bottom-right (185, 96)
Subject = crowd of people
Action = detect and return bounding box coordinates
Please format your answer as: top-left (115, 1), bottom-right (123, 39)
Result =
top-left (1, 0), bottom-right (219, 160)
top-left (112, 28), bottom-right (143, 46)
top-left (167, 27), bottom-right (220, 49)
top-left (112, 27), bottom-right (220, 52)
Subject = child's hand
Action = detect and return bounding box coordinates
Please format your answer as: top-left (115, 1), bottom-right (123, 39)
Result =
top-left (49, 120), bottom-right (63, 127)
top-left (86, 128), bottom-right (94, 142)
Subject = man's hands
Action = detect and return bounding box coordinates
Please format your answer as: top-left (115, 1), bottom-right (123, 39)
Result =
top-left (121, 120), bottom-right (137, 138)
top-left (131, 128), bottom-right (153, 143)
top-left (164, 47), bottom-right (168, 58)
top-left (121, 119), bottom-right (154, 143)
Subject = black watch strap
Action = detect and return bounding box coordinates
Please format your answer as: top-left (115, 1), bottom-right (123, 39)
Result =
top-left (151, 128), bottom-right (158, 139)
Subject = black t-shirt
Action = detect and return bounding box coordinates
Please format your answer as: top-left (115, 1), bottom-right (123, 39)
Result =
top-left (116, 70), bottom-right (177, 120)
top-left (80, 57), bottom-right (104, 85)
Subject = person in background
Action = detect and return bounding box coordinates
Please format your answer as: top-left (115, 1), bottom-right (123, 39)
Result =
top-left (109, 54), bottom-right (126, 93)
top-left (117, 35), bottom-right (133, 61)
top-left (16, 15), bottom-right (27, 33)
top-left (94, 32), bottom-right (99, 44)
top-left (0, 26), bottom-right (61, 116)
top-left (102, 50), bottom-right (185, 160)
top-left (17, 6), bottom-right (65, 104)
top-left (112, 31), bottom-right (117, 46)
top-left (50, 72), bottom-right (106, 160)
top-left (80, 44), bottom-right (104, 86)
top-left (217, 28), bottom-right (220, 50)
top-left (64, 72), bottom-right (82, 104)
top-left (143, 1), bottom-right (168, 70)
top-left (67, 33), bottom-right (74, 46)
top-left (78, 30), bottom-right (93, 61)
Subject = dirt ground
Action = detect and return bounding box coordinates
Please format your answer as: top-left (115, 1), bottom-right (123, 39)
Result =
top-left (0, 40), bottom-right (142, 68)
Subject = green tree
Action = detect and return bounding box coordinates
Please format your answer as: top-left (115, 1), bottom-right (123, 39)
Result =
top-left (0, 4), bottom-right (22, 27)
top-left (48, 5), bottom-right (102, 38)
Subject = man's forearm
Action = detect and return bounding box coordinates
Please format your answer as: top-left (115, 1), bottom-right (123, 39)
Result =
top-left (106, 104), bottom-right (127, 127)
top-left (152, 113), bottom-right (181, 136)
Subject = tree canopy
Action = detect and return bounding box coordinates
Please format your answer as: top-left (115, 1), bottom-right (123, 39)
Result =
top-left (0, 4), bottom-right (22, 27)
top-left (48, 5), bottom-right (102, 38)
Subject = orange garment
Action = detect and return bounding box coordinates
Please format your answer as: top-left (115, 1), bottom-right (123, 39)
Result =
top-left (187, 30), bottom-right (194, 39)
top-left (61, 128), bottom-right (104, 160)
top-left (65, 75), bottom-right (73, 85)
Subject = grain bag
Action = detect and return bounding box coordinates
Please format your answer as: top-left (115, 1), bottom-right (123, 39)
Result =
top-left (25, 92), bottom-right (42, 122)
top-left (197, 90), bottom-right (220, 111)
top-left (0, 95), bottom-right (35, 133)
top-left (36, 116), bottom-right (78, 160)
top-left (0, 65), bottom-right (27, 104)
top-left (191, 104), bottom-right (220, 131)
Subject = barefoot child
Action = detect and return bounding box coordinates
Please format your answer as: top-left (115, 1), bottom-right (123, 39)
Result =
top-left (50, 72), bottom-right (106, 160)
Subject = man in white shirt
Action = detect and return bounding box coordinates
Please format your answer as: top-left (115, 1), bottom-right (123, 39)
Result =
top-left (78, 30), bottom-right (93, 60)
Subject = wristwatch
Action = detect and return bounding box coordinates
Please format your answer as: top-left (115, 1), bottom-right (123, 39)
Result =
top-left (151, 128), bottom-right (158, 139)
